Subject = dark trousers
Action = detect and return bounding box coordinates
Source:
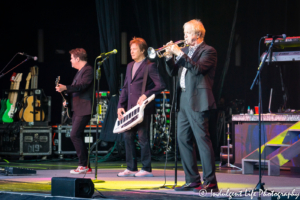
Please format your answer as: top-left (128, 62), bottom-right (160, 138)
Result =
top-left (177, 92), bottom-right (217, 184)
top-left (124, 115), bottom-right (152, 172)
top-left (70, 114), bottom-right (91, 167)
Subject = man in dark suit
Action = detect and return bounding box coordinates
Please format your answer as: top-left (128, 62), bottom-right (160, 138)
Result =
top-left (117, 37), bottom-right (165, 177)
top-left (56, 48), bottom-right (94, 174)
top-left (165, 19), bottom-right (218, 192)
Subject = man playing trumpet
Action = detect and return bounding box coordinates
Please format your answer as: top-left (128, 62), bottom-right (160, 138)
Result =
top-left (165, 19), bottom-right (218, 192)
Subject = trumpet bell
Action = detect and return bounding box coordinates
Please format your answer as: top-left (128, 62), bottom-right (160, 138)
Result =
top-left (147, 47), bottom-right (156, 59)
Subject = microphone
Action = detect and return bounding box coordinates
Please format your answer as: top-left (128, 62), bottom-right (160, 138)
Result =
top-left (264, 34), bottom-right (287, 40)
top-left (19, 52), bottom-right (38, 61)
top-left (97, 49), bottom-right (118, 58)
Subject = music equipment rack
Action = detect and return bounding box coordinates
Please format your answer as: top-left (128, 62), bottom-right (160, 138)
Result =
top-left (0, 125), bottom-right (52, 158)
top-left (52, 125), bottom-right (115, 159)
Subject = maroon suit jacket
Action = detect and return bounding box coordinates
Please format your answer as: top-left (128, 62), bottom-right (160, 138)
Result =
top-left (66, 63), bottom-right (94, 116)
top-left (118, 59), bottom-right (165, 115)
top-left (166, 42), bottom-right (217, 112)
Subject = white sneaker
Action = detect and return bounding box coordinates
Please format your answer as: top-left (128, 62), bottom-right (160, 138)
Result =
top-left (70, 166), bottom-right (89, 174)
top-left (117, 169), bottom-right (138, 177)
top-left (134, 170), bottom-right (154, 177)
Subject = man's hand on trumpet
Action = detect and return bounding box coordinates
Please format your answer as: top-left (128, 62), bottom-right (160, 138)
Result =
top-left (164, 41), bottom-right (182, 56)
top-left (163, 41), bottom-right (173, 58)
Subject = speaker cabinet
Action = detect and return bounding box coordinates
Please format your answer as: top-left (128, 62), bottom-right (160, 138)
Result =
top-left (51, 177), bottom-right (94, 198)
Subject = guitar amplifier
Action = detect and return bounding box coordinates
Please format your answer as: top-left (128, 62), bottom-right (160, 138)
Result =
top-left (0, 125), bottom-right (52, 156)
top-left (52, 125), bottom-right (113, 156)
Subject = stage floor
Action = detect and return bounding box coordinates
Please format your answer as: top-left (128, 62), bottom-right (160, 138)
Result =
top-left (0, 160), bottom-right (300, 199)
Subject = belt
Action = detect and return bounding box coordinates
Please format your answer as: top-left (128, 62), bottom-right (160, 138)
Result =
top-left (181, 88), bottom-right (186, 92)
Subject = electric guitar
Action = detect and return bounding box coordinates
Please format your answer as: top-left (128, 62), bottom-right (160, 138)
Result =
top-left (55, 76), bottom-right (72, 118)
top-left (19, 72), bottom-right (32, 120)
top-left (21, 67), bottom-right (45, 122)
top-left (2, 73), bottom-right (23, 123)
top-left (0, 73), bottom-right (17, 122)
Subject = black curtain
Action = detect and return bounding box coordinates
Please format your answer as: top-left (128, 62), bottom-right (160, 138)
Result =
top-left (96, 0), bottom-right (123, 142)
top-left (131, 0), bottom-right (210, 91)
top-left (129, 0), bottom-right (235, 95)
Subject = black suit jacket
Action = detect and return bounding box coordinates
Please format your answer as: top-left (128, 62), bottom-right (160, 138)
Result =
top-left (166, 42), bottom-right (217, 112)
top-left (66, 63), bottom-right (94, 116)
top-left (118, 59), bottom-right (166, 115)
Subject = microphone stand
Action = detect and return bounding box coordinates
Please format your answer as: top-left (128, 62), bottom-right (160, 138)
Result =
top-left (248, 37), bottom-right (275, 195)
top-left (173, 76), bottom-right (178, 189)
top-left (0, 59), bottom-right (29, 80)
top-left (94, 56), bottom-right (109, 181)
top-left (159, 76), bottom-right (178, 189)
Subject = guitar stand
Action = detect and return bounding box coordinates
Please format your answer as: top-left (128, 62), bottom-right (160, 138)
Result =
top-left (2, 89), bottom-right (48, 125)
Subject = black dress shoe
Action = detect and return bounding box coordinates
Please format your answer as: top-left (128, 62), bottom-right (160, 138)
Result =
top-left (193, 181), bottom-right (219, 193)
top-left (174, 182), bottom-right (201, 191)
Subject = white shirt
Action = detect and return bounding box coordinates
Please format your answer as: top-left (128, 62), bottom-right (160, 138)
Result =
top-left (179, 42), bottom-right (202, 89)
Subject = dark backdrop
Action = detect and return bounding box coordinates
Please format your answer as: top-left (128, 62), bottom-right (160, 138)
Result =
top-left (1, 0), bottom-right (300, 148)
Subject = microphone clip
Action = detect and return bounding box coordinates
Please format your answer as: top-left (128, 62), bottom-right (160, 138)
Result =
top-left (98, 53), bottom-right (106, 59)
top-left (97, 56), bottom-right (109, 66)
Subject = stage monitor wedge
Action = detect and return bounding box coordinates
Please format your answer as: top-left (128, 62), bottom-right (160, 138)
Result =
top-left (51, 177), bottom-right (94, 198)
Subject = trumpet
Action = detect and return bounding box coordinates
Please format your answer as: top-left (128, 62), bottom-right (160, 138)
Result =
top-left (147, 40), bottom-right (187, 59)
